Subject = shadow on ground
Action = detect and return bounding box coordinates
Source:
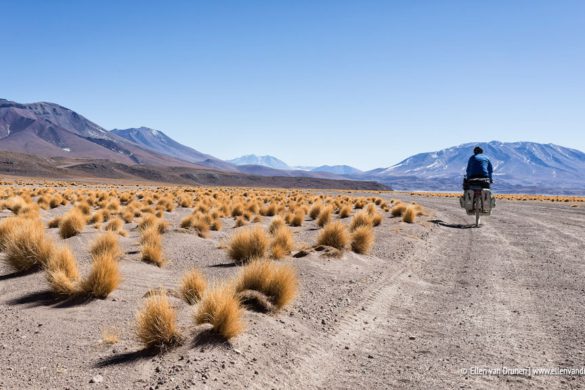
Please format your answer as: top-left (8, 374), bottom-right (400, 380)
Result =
top-left (430, 219), bottom-right (480, 229)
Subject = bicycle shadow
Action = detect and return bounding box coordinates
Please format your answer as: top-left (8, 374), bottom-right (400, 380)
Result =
top-left (430, 219), bottom-right (480, 229)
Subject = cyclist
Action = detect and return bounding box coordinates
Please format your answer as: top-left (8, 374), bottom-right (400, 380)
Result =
top-left (465, 146), bottom-right (493, 189)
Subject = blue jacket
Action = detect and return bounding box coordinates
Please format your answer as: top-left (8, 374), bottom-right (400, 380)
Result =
top-left (466, 154), bottom-right (493, 181)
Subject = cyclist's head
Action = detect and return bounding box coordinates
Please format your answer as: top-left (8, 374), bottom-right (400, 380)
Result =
top-left (473, 146), bottom-right (483, 155)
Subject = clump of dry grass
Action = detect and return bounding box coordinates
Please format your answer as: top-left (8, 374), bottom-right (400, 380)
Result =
top-left (391, 203), bottom-right (407, 217)
top-left (47, 216), bottom-right (61, 229)
top-left (195, 285), bottom-right (244, 340)
top-left (82, 252), bottom-right (121, 299)
top-left (317, 206), bottom-right (332, 227)
top-left (104, 217), bottom-right (124, 233)
top-left (179, 268), bottom-right (207, 305)
top-left (46, 245), bottom-right (80, 295)
top-left (270, 225), bottom-right (294, 259)
top-left (101, 328), bottom-right (120, 345)
top-left (136, 294), bottom-right (182, 350)
top-left (228, 227), bottom-right (269, 264)
top-left (0, 216), bottom-right (20, 251)
top-left (138, 214), bottom-right (168, 234)
top-left (351, 225), bottom-right (374, 254)
top-left (59, 209), bottom-right (87, 239)
top-left (317, 221), bottom-right (349, 251)
top-left (290, 210), bottom-right (305, 227)
top-left (141, 227), bottom-right (165, 267)
top-left (268, 216), bottom-right (285, 234)
top-left (402, 205), bottom-right (419, 223)
top-left (3, 218), bottom-right (54, 271)
top-left (234, 260), bottom-right (298, 311)
top-left (90, 232), bottom-right (122, 260)
top-left (349, 211), bottom-right (372, 232)
top-left (309, 204), bottom-right (321, 220)
top-left (339, 205), bottom-right (352, 219)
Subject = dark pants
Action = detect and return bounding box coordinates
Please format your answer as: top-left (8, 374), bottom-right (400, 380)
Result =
top-left (463, 178), bottom-right (491, 190)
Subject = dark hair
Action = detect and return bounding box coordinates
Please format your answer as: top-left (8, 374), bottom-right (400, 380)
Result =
top-left (473, 146), bottom-right (483, 155)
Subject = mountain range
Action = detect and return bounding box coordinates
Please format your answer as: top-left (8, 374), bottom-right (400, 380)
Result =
top-left (1, 97), bottom-right (584, 194)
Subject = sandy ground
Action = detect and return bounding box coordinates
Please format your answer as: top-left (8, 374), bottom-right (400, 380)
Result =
top-left (1, 192), bottom-right (584, 389)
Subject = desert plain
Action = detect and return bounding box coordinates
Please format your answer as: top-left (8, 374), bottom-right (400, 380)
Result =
top-left (0, 180), bottom-right (584, 390)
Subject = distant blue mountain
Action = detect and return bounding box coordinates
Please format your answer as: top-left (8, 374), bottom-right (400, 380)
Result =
top-left (228, 154), bottom-right (290, 170)
top-left (311, 165), bottom-right (363, 175)
top-left (364, 141), bottom-right (585, 193)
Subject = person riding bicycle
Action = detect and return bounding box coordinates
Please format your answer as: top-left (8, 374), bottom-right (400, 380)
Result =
top-left (464, 146), bottom-right (493, 189)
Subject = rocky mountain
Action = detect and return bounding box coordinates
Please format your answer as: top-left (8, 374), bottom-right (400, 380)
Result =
top-left (0, 99), bottom-right (197, 167)
top-left (365, 141), bottom-right (585, 193)
top-left (111, 127), bottom-right (232, 170)
top-left (228, 155), bottom-right (290, 170)
top-left (311, 165), bottom-right (363, 176)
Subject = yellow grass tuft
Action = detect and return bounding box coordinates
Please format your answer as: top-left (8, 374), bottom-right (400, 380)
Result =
top-left (317, 221), bottom-right (349, 251)
top-left (270, 225), bottom-right (294, 259)
top-left (234, 260), bottom-right (298, 310)
top-left (179, 268), bottom-right (207, 305)
top-left (351, 225), bottom-right (374, 254)
top-left (317, 206), bottom-right (332, 227)
top-left (391, 203), bottom-right (407, 217)
top-left (349, 211), bottom-right (372, 232)
top-left (3, 218), bottom-right (54, 271)
top-left (136, 294), bottom-right (182, 350)
top-left (339, 205), bottom-right (352, 219)
top-left (309, 204), bottom-right (321, 220)
top-left (59, 209), bottom-right (87, 239)
top-left (82, 252), bottom-right (121, 299)
top-left (228, 227), bottom-right (269, 264)
top-left (0, 216), bottom-right (20, 251)
top-left (402, 206), bottom-right (417, 223)
top-left (47, 216), bottom-right (61, 229)
top-left (90, 232), bottom-right (122, 260)
top-left (195, 285), bottom-right (244, 340)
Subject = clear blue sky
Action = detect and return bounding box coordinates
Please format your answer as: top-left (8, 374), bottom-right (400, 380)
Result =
top-left (1, 0), bottom-right (584, 170)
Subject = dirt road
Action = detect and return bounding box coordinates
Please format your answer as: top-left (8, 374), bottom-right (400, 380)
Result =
top-left (1, 195), bottom-right (584, 389)
top-left (289, 195), bottom-right (585, 389)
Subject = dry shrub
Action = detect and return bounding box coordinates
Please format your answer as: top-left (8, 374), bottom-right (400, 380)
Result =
top-left (136, 294), bottom-right (182, 350)
top-left (82, 252), bottom-right (121, 298)
top-left (195, 285), bottom-right (243, 340)
top-left (75, 201), bottom-right (92, 215)
top-left (309, 204), bottom-right (321, 220)
top-left (402, 206), bottom-right (418, 223)
top-left (234, 260), bottom-right (298, 310)
top-left (339, 205), bottom-right (352, 219)
top-left (90, 232), bottom-right (122, 260)
top-left (59, 209), bottom-right (86, 239)
top-left (268, 216), bottom-right (285, 234)
top-left (102, 328), bottom-right (120, 345)
top-left (351, 225), bottom-right (374, 254)
top-left (349, 212), bottom-right (372, 232)
top-left (46, 246), bottom-right (81, 295)
top-left (142, 242), bottom-right (165, 267)
top-left (228, 227), bottom-right (269, 264)
top-left (48, 216), bottom-right (61, 229)
top-left (0, 217), bottom-right (20, 251)
top-left (371, 213), bottom-right (382, 227)
top-left (235, 216), bottom-right (247, 227)
top-left (3, 218), bottom-right (54, 271)
top-left (391, 203), bottom-right (407, 217)
top-left (270, 225), bottom-right (294, 259)
top-left (210, 218), bottom-right (222, 231)
top-left (139, 214), bottom-right (168, 233)
top-left (317, 207), bottom-right (332, 227)
top-left (180, 268), bottom-right (207, 305)
top-left (290, 210), bottom-right (304, 227)
top-left (105, 217), bottom-right (124, 232)
top-left (317, 221), bottom-right (349, 251)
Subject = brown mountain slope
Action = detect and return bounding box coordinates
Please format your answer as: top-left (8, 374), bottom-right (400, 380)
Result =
top-left (0, 151), bottom-right (389, 190)
top-left (0, 99), bottom-right (200, 167)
